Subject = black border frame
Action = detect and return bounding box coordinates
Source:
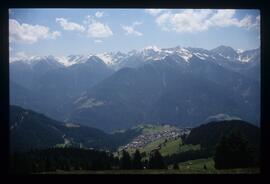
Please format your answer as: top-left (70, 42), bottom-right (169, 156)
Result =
top-left (1, 0), bottom-right (269, 178)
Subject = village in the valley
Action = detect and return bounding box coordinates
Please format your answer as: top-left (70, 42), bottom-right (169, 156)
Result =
top-left (119, 127), bottom-right (191, 151)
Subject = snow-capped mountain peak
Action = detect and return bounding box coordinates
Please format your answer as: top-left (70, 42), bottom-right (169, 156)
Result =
top-left (10, 45), bottom-right (259, 70)
top-left (56, 54), bottom-right (97, 67)
top-left (143, 45), bottom-right (161, 52)
top-left (96, 51), bottom-right (127, 66)
top-left (11, 55), bottom-right (62, 67)
top-left (237, 48), bottom-right (260, 63)
top-left (96, 52), bottom-right (114, 65)
top-left (236, 48), bottom-right (245, 54)
top-left (174, 47), bottom-right (193, 62)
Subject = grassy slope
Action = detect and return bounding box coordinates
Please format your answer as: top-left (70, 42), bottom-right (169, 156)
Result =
top-left (123, 138), bottom-right (200, 162)
top-left (159, 139), bottom-right (181, 156)
top-left (170, 158), bottom-right (215, 172)
top-left (41, 166), bottom-right (260, 174)
top-left (169, 158), bottom-right (259, 174)
top-left (40, 157), bottom-right (259, 174)
top-left (43, 157), bottom-right (258, 174)
top-left (159, 139), bottom-right (200, 156)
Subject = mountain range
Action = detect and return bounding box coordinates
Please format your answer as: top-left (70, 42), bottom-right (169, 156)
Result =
top-left (10, 45), bottom-right (260, 132)
top-left (10, 45), bottom-right (260, 72)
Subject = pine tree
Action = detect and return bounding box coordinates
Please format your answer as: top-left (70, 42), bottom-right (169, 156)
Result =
top-left (132, 149), bottom-right (143, 169)
top-left (119, 150), bottom-right (132, 169)
top-left (148, 150), bottom-right (167, 169)
top-left (214, 130), bottom-right (255, 169)
top-left (173, 163), bottom-right (179, 170)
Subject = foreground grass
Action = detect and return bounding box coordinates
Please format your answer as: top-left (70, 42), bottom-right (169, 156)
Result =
top-left (39, 168), bottom-right (259, 174)
top-left (172, 158), bottom-right (215, 171)
top-left (39, 157), bottom-right (259, 174)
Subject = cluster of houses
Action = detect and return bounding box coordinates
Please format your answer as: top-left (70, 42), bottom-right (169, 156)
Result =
top-left (119, 127), bottom-right (191, 151)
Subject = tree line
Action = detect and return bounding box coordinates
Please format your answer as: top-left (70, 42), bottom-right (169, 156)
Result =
top-left (9, 148), bottom-right (167, 173)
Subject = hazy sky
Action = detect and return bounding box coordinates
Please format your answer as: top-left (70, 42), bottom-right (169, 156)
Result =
top-left (9, 9), bottom-right (260, 58)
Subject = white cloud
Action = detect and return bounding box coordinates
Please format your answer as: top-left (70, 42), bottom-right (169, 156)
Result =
top-left (239, 15), bottom-right (254, 28)
top-left (207, 10), bottom-right (253, 28)
top-left (256, 15), bottom-right (260, 23)
top-left (154, 9), bottom-right (260, 33)
top-left (253, 15), bottom-right (260, 29)
top-left (122, 26), bottom-right (142, 36)
top-left (56, 18), bottom-right (85, 32)
top-left (145, 9), bottom-right (165, 16)
top-left (9, 19), bottom-right (61, 44)
top-left (94, 39), bottom-right (103, 43)
top-left (156, 12), bottom-right (173, 31)
top-left (208, 10), bottom-right (236, 27)
top-left (122, 21), bottom-right (143, 36)
top-left (83, 16), bottom-right (113, 38)
top-left (87, 20), bottom-right (113, 38)
top-left (156, 10), bottom-right (212, 33)
top-left (95, 11), bottom-right (104, 18)
top-left (51, 31), bottom-right (61, 39)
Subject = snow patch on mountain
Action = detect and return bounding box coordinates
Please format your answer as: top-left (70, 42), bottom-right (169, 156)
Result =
top-left (194, 52), bottom-right (207, 60)
top-left (236, 48), bottom-right (245, 54)
top-left (238, 56), bottom-right (253, 63)
top-left (143, 45), bottom-right (162, 53)
top-left (175, 47), bottom-right (193, 62)
top-left (56, 56), bottom-right (76, 67)
top-left (56, 55), bottom-right (93, 66)
top-left (96, 53), bottom-right (114, 65)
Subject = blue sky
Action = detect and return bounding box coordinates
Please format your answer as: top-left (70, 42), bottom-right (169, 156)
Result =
top-left (9, 9), bottom-right (260, 58)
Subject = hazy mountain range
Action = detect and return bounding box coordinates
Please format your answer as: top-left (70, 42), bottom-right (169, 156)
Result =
top-left (10, 45), bottom-right (260, 132)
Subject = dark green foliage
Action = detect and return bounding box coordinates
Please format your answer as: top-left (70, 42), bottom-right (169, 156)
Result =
top-left (148, 150), bottom-right (167, 169)
top-left (180, 134), bottom-right (187, 143)
top-left (184, 120), bottom-right (260, 155)
top-left (9, 148), bottom-right (114, 173)
top-left (141, 152), bottom-right (147, 158)
top-left (9, 152), bottom-right (32, 174)
top-left (142, 160), bottom-right (148, 169)
top-left (214, 130), bottom-right (256, 169)
top-left (132, 150), bottom-right (143, 169)
top-left (10, 106), bottom-right (64, 152)
top-left (173, 163), bottom-right (179, 170)
top-left (10, 105), bottom-right (140, 152)
top-left (119, 150), bottom-right (132, 169)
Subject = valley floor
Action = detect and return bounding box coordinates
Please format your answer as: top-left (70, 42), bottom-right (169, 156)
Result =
top-left (40, 168), bottom-right (259, 174)
top-left (39, 158), bottom-right (259, 174)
